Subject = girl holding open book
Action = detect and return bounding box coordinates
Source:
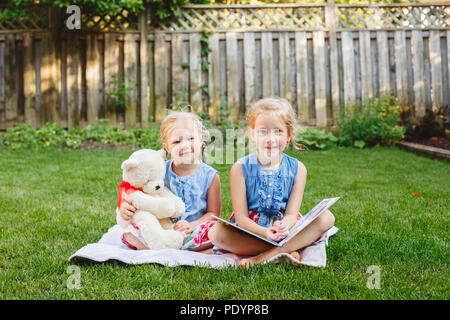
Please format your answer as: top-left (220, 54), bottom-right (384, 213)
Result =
top-left (208, 97), bottom-right (335, 268)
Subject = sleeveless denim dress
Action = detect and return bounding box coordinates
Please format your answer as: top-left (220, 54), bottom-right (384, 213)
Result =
top-left (229, 152), bottom-right (300, 227)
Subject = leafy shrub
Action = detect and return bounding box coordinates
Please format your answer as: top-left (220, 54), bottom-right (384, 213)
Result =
top-left (295, 128), bottom-right (338, 150)
top-left (337, 96), bottom-right (405, 148)
top-left (0, 121), bottom-right (162, 150)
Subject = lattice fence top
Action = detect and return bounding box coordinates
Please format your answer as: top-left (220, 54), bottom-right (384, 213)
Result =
top-left (0, 5), bottom-right (49, 32)
top-left (158, 4), bottom-right (326, 32)
top-left (337, 4), bottom-right (449, 29)
top-left (82, 6), bottom-right (138, 31)
top-left (0, 3), bottom-right (448, 32)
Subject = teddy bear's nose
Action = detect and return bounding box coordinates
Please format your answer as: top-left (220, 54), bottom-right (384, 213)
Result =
top-left (155, 185), bottom-right (160, 190)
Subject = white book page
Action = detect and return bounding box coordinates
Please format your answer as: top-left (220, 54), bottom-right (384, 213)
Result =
top-left (277, 197), bottom-right (340, 247)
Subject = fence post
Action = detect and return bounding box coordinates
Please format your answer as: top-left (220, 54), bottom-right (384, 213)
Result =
top-left (325, 0), bottom-right (340, 122)
top-left (139, 8), bottom-right (149, 126)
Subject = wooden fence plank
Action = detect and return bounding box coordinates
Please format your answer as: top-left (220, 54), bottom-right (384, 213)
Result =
top-left (295, 31), bottom-right (309, 123)
top-left (66, 33), bottom-right (81, 129)
top-left (154, 34), bottom-right (167, 122)
top-left (326, 2), bottom-right (340, 122)
top-left (104, 33), bottom-right (117, 125)
top-left (412, 30), bottom-right (426, 118)
top-left (124, 33), bottom-right (137, 129)
top-left (23, 32), bottom-right (37, 128)
top-left (243, 32), bottom-right (256, 111)
top-left (208, 34), bottom-right (220, 124)
top-left (279, 32), bottom-right (291, 102)
top-left (171, 34), bottom-right (184, 108)
top-left (359, 31), bottom-right (373, 101)
top-left (376, 31), bottom-right (390, 97)
top-left (189, 33), bottom-right (202, 114)
top-left (40, 32), bottom-right (59, 125)
top-left (139, 11), bottom-right (149, 126)
top-left (226, 32), bottom-right (239, 121)
top-left (148, 40), bottom-right (155, 121)
top-left (448, 30), bottom-right (450, 107)
top-left (5, 34), bottom-right (17, 127)
top-left (394, 30), bottom-right (408, 106)
top-left (0, 41), bottom-right (4, 130)
top-left (86, 33), bottom-right (100, 124)
top-left (430, 30), bottom-right (443, 110)
top-left (341, 31), bottom-right (356, 109)
top-left (261, 32), bottom-right (273, 97)
top-left (313, 31), bottom-right (327, 128)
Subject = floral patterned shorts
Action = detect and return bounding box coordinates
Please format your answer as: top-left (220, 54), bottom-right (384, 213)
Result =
top-left (122, 221), bottom-right (216, 251)
top-left (228, 210), bottom-right (302, 226)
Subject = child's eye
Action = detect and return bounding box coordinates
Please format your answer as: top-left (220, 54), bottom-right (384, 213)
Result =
top-left (172, 140), bottom-right (180, 144)
top-left (274, 129), bottom-right (283, 135)
top-left (258, 130), bottom-right (267, 135)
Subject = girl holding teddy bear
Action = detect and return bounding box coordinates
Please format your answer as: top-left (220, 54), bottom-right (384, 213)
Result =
top-left (120, 97), bottom-right (335, 267)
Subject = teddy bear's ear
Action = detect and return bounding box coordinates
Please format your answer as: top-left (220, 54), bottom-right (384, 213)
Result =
top-left (121, 159), bottom-right (139, 171)
top-left (157, 148), bottom-right (167, 160)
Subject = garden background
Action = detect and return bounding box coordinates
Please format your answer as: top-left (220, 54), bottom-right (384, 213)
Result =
top-left (0, 0), bottom-right (448, 300)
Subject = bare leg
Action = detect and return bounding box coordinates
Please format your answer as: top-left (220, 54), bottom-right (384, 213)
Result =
top-left (123, 232), bottom-right (149, 250)
top-left (240, 210), bottom-right (335, 268)
top-left (208, 222), bottom-right (274, 256)
top-left (189, 242), bottom-right (214, 253)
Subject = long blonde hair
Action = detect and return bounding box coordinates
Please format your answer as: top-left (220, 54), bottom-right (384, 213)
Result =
top-left (160, 111), bottom-right (207, 161)
top-left (246, 97), bottom-right (305, 151)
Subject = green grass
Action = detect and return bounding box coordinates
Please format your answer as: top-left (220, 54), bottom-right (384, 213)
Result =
top-left (0, 147), bottom-right (448, 299)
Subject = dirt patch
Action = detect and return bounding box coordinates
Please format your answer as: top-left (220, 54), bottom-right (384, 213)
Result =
top-left (78, 139), bottom-right (129, 150)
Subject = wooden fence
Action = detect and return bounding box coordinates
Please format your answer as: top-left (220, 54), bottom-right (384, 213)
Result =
top-left (0, 2), bottom-right (449, 130)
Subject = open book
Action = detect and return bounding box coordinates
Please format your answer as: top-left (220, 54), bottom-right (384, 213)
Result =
top-left (212, 197), bottom-right (340, 247)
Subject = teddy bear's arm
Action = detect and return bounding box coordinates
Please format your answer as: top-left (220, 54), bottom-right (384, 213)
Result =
top-left (160, 187), bottom-right (185, 218)
top-left (128, 190), bottom-right (177, 219)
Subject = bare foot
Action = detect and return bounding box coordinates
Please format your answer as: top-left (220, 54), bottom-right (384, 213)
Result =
top-left (123, 232), bottom-right (149, 250)
top-left (239, 256), bottom-right (261, 269)
top-left (289, 251), bottom-right (301, 261)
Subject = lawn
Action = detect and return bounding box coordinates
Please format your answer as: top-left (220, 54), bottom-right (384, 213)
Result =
top-left (0, 147), bottom-right (448, 299)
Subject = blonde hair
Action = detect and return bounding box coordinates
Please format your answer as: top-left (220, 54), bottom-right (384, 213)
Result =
top-left (160, 111), bottom-right (207, 161)
top-left (246, 97), bottom-right (305, 151)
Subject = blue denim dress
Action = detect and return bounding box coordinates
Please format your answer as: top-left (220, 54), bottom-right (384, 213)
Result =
top-left (164, 160), bottom-right (218, 223)
top-left (239, 152), bottom-right (299, 227)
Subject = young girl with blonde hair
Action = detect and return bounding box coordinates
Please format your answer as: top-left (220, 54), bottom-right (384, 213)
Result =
top-left (208, 97), bottom-right (335, 267)
top-left (119, 111), bottom-right (221, 252)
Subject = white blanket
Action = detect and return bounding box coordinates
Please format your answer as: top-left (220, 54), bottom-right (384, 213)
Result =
top-left (68, 225), bottom-right (338, 268)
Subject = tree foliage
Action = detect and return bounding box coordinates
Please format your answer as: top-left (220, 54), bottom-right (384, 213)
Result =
top-left (0, 0), bottom-right (203, 26)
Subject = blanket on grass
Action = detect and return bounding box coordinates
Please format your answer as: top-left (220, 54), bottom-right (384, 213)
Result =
top-left (68, 225), bottom-right (338, 268)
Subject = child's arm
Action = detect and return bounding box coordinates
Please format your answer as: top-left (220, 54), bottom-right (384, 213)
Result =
top-left (281, 161), bottom-right (307, 230)
top-left (175, 174), bottom-right (221, 233)
top-left (230, 162), bottom-right (270, 238)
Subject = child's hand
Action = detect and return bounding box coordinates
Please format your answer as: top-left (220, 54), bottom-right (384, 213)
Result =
top-left (119, 196), bottom-right (137, 222)
top-left (265, 226), bottom-right (288, 242)
top-left (173, 220), bottom-right (194, 235)
top-left (273, 220), bottom-right (289, 235)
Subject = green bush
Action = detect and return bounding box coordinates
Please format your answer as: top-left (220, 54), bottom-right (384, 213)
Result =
top-left (0, 121), bottom-right (162, 150)
top-left (295, 128), bottom-right (338, 150)
top-left (337, 96), bottom-right (405, 148)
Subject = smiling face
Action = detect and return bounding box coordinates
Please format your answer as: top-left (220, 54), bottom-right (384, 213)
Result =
top-left (165, 119), bottom-right (203, 165)
top-left (250, 112), bottom-right (289, 166)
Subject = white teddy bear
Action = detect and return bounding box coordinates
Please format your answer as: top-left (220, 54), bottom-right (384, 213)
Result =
top-left (116, 149), bottom-right (186, 250)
